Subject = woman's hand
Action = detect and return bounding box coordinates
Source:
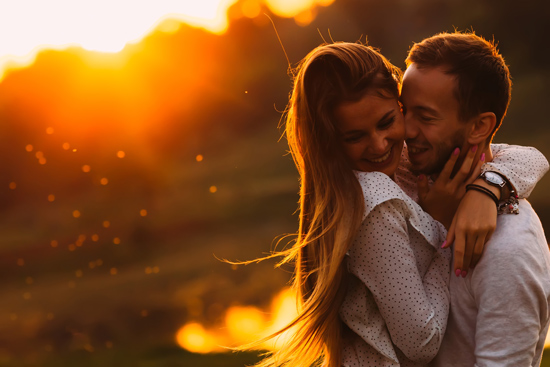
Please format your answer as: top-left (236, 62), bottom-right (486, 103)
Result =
top-left (417, 146), bottom-right (483, 229)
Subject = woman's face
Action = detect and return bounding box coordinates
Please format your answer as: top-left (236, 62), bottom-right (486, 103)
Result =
top-left (335, 92), bottom-right (405, 177)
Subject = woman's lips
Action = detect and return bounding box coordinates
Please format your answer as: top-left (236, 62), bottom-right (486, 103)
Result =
top-left (363, 145), bottom-right (395, 168)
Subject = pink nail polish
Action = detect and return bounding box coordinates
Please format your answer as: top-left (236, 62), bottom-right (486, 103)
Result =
top-left (441, 240), bottom-right (447, 248)
top-left (471, 145), bottom-right (478, 153)
top-left (461, 270), bottom-right (468, 277)
top-left (453, 147), bottom-right (460, 155)
top-left (418, 174), bottom-right (425, 181)
top-left (480, 153), bottom-right (485, 162)
top-left (455, 269), bottom-right (461, 277)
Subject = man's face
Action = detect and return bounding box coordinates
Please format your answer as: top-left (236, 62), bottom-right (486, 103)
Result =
top-left (401, 64), bottom-right (470, 175)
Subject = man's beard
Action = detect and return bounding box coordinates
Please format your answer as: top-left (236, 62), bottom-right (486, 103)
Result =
top-left (410, 134), bottom-right (466, 176)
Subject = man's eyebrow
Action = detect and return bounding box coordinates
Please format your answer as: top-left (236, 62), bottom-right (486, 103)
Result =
top-left (407, 104), bottom-right (440, 116)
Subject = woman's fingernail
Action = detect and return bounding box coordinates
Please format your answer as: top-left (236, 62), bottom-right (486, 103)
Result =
top-left (461, 270), bottom-right (468, 277)
top-left (471, 145), bottom-right (478, 153)
top-left (418, 174), bottom-right (425, 181)
top-left (441, 240), bottom-right (447, 248)
top-left (453, 147), bottom-right (460, 155)
top-left (480, 153), bottom-right (485, 162)
top-left (455, 269), bottom-right (461, 277)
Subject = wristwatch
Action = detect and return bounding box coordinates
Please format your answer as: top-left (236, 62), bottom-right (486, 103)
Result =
top-left (479, 171), bottom-right (507, 188)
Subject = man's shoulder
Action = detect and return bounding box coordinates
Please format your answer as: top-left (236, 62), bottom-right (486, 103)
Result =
top-left (476, 199), bottom-right (550, 273)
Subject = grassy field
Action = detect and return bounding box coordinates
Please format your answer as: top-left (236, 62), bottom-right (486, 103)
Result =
top-left (1, 121), bottom-right (550, 366)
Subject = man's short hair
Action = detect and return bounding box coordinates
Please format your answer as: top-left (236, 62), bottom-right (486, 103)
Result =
top-left (406, 32), bottom-right (511, 138)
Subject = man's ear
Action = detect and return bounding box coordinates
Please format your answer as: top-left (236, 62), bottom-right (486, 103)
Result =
top-left (467, 112), bottom-right (497, 145)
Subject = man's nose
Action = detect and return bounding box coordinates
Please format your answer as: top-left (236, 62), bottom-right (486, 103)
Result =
top-left (404, 114), bottom-right (418, 140)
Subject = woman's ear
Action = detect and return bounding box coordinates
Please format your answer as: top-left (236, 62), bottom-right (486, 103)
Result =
top-left (467, 112), bottom-right (497, 145)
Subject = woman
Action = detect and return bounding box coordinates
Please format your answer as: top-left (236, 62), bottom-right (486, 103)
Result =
top-left (247, 42), bottom-right (542, 367)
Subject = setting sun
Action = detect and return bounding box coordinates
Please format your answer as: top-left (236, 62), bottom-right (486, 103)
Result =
top-left (0, 0), bottom-right (238, 78)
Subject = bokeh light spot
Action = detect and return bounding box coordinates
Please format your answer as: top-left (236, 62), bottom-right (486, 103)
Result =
top-left (225, 306), bottom-right (265, 342)
top-left (62, 142), bottom-right (70, 150)
top-left (91, 234), bottom-right (99, 242)
top-left (68, 244), bottom-right (76, 251)
top-left (100, 177), bottom-right (109, 185)
top-left (103, 220), bottom-right (110, 228)
top-left (82, 165), bottom-right (91, 173)
top-left (117, 150), bottom-right (126, 158)
top-left (35, 151), bottom-right (44, 159)
top-left (25, 144), bottom-right (33, 152)
top-left (47, 194), bottom-right (55, 202)
top-left (26, 276), bottom-right (34, 285)
top-left (140, 209), bottom-right (147, 216)
top-left (110, 268), bottom-right (118, 275)
top-left (46, 127), bottom-right (54, 134)
top-left (23, 292), bottom-right (31, 300)
top-left (9, 182), bottom-right (16, 190)
top-left (17, 258), bottom-right (24, 266)
top-left (113, 237), bottom-right (121, 245)
top-left (75, 270), bottom-right (83, 278)
top-left (50, 240), bottom-right (58, 248)
top-left (209, 186), bottom-right (217, 193)
top-left (73, 210), bottom-right (81, 218)
top-left (176, 323), bottom-right (219, 354)
top-left (241, 0), bottom-right (261, 18)
top-left (38, 157), bottom-right (47, 165)
top-left (196, 154), bottom-right (203, 162)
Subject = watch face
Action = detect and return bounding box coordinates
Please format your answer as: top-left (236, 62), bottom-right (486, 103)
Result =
top-left (485, 171), bottom-right (505, 185)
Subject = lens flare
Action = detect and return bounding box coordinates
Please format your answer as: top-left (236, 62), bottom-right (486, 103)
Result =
top-left (177, 288), bottom-right (298, 353)
top-left (0, 0), bottom-right (238, 79)
top-left (176, 322), bottom-right (222, 353)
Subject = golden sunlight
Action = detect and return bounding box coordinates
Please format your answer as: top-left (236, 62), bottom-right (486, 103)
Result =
top-left (176, 287), bottom-right (298, 354)
top-left (176, 322), bottom-right (223, 353)
top-left (0, 0), bottom-right (335, 80)
top-left (0, 0), bottom-right (238, 79)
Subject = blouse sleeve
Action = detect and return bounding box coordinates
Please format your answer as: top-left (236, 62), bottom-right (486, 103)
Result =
top-left (346, 199), bottom-right (450, 363)
top-left (485, 144), bottom-right (549, 198)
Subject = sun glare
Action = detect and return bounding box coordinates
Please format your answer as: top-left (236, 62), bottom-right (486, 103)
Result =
top-left (176, 287), bottom-right (298, 354)
top-left (0, 0), bottom-right (238, 79)
top-left (0, 0), bottom-right (335, 80)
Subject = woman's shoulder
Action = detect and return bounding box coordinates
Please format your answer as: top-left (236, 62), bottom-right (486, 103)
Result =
top-left (354, 171), bottom-right (417, 220)
top-left (354, 170), bottom-right (446, 249)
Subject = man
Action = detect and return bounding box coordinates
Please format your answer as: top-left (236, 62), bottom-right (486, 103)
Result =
top-left (400, 32), bottom-right (550, 366)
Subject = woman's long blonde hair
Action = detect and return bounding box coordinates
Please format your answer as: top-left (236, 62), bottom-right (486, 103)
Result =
top-left (250, 42), bottom-right (401, 367)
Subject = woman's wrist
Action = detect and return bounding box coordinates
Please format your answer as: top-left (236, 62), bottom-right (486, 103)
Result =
top-left (472, 178), bottom-right (501, 200)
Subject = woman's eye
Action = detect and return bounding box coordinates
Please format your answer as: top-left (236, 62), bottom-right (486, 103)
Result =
top-left (345, 135), bottom-right (362, 143)
top-left (378, 116), bottom-right (395, 130)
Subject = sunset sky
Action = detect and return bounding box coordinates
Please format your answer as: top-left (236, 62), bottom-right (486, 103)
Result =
top-left (0, 0), bottom-right (333, 78)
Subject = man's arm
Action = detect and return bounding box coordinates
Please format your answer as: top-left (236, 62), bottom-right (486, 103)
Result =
top-left (471, 208), bottom-right (550, 366)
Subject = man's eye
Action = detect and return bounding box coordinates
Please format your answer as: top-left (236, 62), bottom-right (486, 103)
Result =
top-left (419, 115), bottom-right (435, 123)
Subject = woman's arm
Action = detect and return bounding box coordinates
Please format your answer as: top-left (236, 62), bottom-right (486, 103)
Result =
top-left (345, 199), bottom-right (450, 363)
top-left (486, 144), bottom-right (549, 198)
top-left (447, 144), bottom-right (549, 274)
